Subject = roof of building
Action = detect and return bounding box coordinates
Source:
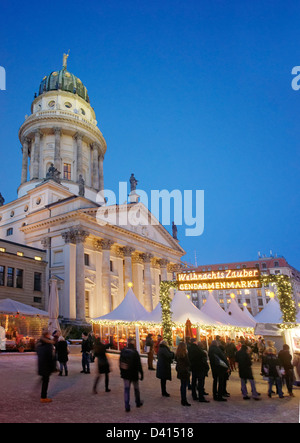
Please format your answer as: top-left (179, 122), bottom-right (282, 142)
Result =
top-left (38, 67), bottom-right (90, 103)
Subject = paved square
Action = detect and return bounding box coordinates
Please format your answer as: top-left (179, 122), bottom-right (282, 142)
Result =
top-left (0, 353), bottom-right (299, 423)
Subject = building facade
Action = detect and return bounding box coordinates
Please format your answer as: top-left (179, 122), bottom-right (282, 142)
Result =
top-left (0, 239), bottom-right (47, 310)
top-left (0, 57), bottom-right (185, 324)
top-left (187, 256), bottom-right (300, 317)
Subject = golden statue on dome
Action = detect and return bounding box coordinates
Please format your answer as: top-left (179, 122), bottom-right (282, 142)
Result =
top-left (62, 50), bottom-right (70, 70)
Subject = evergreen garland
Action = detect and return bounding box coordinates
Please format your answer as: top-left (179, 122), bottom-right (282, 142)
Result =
top-left (260, 274), bottom-right (297, 328)
top-left (159, 280), bottom-right (178, 345)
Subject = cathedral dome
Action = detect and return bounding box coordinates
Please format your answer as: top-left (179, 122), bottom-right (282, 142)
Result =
top-left (38, 68), bottom-right (90, 103)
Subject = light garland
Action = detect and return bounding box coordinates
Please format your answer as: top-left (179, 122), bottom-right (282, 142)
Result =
top-left (159, 280), bottom-right (178, 345)
top-left (260, 274), bottom-right (298, 329)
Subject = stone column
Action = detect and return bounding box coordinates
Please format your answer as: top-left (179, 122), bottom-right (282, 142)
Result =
top-left (132, 253), bottom-right (144, 304)
top-left (101, 239), bottom-right (114, 315)
top-left (98, 152), bottom-right (104, 192)
top-left (159, 259), bottom-right (169, 282)
top-left (123, 246), bottom-right (135, 293)
top-left (143, 253), bottom-right (153, 311)
top-left (92, 143), bottom-right (100, 190)
top-left (21, 137), bottom-right (30, 184)
top-left (75, 132), bottom-right (83, 182)
top-left (32, 129), bottom-right (42, 179)
top-left (54, 127), bottom-right (62, 172)
top-left (62, 227), bottom-right (89, 322)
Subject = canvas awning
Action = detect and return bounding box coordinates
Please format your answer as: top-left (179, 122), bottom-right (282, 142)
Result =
top-left (201, 292), bottom-right (243, 327)
top-left (226, 297), bottom-right (257, 328)
top-left (0, 298), bottom-right (49, 317)
top-left (92, 288), bottom-right (151, 324)
top-left (254, 298), bottom-right (283, 324)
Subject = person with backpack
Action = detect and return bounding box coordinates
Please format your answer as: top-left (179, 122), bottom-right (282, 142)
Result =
top-left (119, 338), bottom-right (144, 412)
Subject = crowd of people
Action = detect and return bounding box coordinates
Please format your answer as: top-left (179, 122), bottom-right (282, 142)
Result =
top-left (35, 329), bottom-right (299, 411)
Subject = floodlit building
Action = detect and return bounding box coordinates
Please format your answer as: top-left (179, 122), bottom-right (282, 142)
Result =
top-left (0, 55), bottom-right (185, 325)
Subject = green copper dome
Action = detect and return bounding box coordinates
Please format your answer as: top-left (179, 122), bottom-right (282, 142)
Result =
top-left (38, 68), bottom-right (90, 103)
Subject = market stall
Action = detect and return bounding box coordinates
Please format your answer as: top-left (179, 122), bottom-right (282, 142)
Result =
top-left (91, 288), bottom-right (161, 353)
top-left (0, 298), bottom-right (49, 351)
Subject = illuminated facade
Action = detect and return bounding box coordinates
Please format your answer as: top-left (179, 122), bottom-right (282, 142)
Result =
top-left (0, 57), bottom-right (185, 324)
top-left (186, 256), bottom-right (300, 316)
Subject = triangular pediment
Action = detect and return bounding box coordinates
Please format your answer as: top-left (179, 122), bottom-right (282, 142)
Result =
top-left (95, 202), bottom-right (184, 253)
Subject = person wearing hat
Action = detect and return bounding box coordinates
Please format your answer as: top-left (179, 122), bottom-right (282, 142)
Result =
top-left (262, 344), bottom-right (284, 398)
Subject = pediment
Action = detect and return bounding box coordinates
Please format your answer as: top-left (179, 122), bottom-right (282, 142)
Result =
top-left (95, 202), bottom-right (184, 253)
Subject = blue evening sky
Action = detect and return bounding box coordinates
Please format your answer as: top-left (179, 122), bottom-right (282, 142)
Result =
top-left (0, 0), bottom-right (299, 268)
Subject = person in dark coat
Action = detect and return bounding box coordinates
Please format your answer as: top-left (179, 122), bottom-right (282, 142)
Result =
top-left (81, 332), bottom-right (92, 374)
top-left (93, 339), bottom-right (111, 394)
top-left (188, 340), bottom-right (210, 402)
top-left (175, 342), bottom-right (191, 406)
top-left (208, 340), bottom-right (230, 401)
top-left (156, 339), bottom-right (174, 397)
top-left (278, 344), bottom-right (294, 397)
top-left (56, 336), bottom-right (69, 376)
top-left (120, 338), bottom-right (144, 412)
top-left (235, 344), bottom-right (261, 400)
top-left (225, 339), bottom-right (237, 371)
top-left (36, 328), bottom-right (55, 403)
top-left (145, 333), bottom-right (155, 370)
top-left (262, 345), bottom-right (284, 398)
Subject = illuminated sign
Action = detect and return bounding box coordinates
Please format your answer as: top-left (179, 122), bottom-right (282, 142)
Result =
top-left (177, 268), bottom-right (261, 291)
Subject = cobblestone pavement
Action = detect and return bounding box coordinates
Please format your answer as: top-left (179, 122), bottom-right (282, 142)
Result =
top-left (0, 352), bottom-right (299, 423)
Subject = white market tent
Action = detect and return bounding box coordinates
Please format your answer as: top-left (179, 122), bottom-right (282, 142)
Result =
top-left (201, 292), bottom-right (243, 327)
top-left (92, 288), bottom-right (151, 323)
top-left (0, 298), bottom-right (49, 317)
top-left (169, 291), bottom-right (220, 327)
top-left (254, 297), bottom-right (283, 324)
top-left (226, 297), bottom-right (257, 328)
top-left (146, 291), bottom-right (219, 327)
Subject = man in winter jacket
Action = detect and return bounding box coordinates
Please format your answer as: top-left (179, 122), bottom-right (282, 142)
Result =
top-left (235, 344), bottom-right (261, 400)
top-left (188, 340), bottom-right (210, 402)
top-left (36, 329), bottom-right (55, 403)
top-left (208, 340), bottom-right (230, 401)
top-left (120, 338), bottom-right (144, 412)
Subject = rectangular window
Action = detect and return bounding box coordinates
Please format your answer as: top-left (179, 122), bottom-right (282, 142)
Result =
top-left (63, 163), bottom-right (71, 180)
top-left (84, 254), bottom-right (90, 266)
top-left (110, 260), bottom-right (113, 272)
top-left (7, 267), bottom-right (14, 287)
top-left (34, 272), bottom-right (42, 291)
top-left (0, 266), bottom-right (5, 286)
top-left (16, 269), bottom-right (23, 289)
top-left (6, 228), bottom-right (13, 236)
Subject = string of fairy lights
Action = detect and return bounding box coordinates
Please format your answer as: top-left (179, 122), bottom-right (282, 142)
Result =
top-left (91, 274), bottom-right (298, 342)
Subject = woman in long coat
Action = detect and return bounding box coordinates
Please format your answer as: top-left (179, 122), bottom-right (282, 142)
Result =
top-left (36, 329), bottom-right (55, 403)
top-left (175, 342), bottom-right (191, 406)
top-left (93, 339), bottom-right (111, 394)
top-left (156, 340), bottom-right (174, 397)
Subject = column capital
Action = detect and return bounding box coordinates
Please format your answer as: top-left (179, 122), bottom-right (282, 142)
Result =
top-left (62, 227), bottom-right (89, 244)
top-left (159, 258), bottom-right (169, 268)
top-left (123, 246), bottom-right (135, 257)
top-left (34, 128), bottom-right (43, 138)
top-left (142, 252), bottom-right (153, 263)
top-left (21, 136), bottom-right (31, 146)
top-left (41, 237), bottom-right (51, 249)
top-left (101, 239), bottom-right (114, 250)
top-left (74, 132), bottom-right (84, 141)
top-left (54, 127), bottom-right (62, 135)
top-left (132, 253), bottom-right (144, 265)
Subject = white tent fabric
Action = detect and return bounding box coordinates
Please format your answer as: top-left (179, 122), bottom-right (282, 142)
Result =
top-left (254, 298), bottom-right (283, 324)
top-left (226, 298), bottom-right (257, 328)
top-left (48, 279), bottom-right (60, 333)
top-left (170, 291), bottom-right (220, 326)
top-left (0, 298), bottom-right (49, 317)
top-left (92, 288), bottom-right (151, 323)
top-left (146, 291), bottom-right (220, 327)
top-left (201, 292), bottom-right (242, 327)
